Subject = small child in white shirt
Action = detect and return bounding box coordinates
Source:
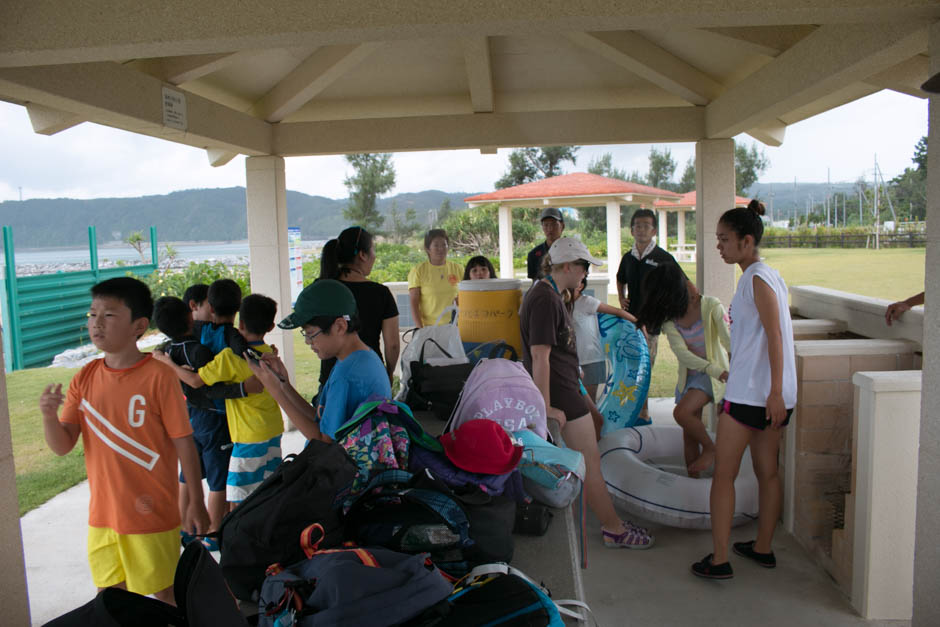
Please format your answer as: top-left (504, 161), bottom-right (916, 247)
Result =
top-left (570, 278), bottom-right (636, 401)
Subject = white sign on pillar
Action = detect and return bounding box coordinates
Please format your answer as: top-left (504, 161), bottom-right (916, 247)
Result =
top-left (161, 87), bottom-right (187, 131)
top-left (288, 227), bottom-right (303, 306)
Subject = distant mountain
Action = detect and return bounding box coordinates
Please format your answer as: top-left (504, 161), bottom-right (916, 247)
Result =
top-left (0, 188), bottom-right (474, 247)
top-left (746, 181), bottom-right (864, 223)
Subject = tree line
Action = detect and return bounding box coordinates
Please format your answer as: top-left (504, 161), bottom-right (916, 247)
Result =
top-left (343, 142), bottom-right (771, 249)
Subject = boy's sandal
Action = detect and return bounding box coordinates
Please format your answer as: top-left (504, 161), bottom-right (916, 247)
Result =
top-left (602, 524), bottom-right (654, 550)
top-left (733, 540), bottom-right (776, 568)
top-left (691, 554), bottom-right (733, 579)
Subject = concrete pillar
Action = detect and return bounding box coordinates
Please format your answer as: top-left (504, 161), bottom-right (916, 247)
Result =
top-left (852, 371), bottom-right (921, 620)
top-left (0, 331), bottom-right (31, 625)
top-left (695, 139), bottom-right (736, 307)
top-left (497, 204), bottom-right (513, 278)
top-left (912, 21), bottom-right (940, 626)
top-left (245, 156), bottom-right (295, 382)
top-left (657, 209), bottom-right (668, 250)
top-left (677, 209), bottom-right (687, 249)
top-left (606, 200), bottom-right (621, 296)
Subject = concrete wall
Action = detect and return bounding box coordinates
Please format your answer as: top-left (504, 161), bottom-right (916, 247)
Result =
top-left (785, 339), bottom-right (917, 593)
top-left (0, 333), bottom-right (30, 624)
top-left (790, 285), bottom-right (924, 349)
top-left (851, 371), bottom-right (921, 620)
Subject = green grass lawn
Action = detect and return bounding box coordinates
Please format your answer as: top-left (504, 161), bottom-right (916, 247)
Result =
top-left (635, 247), bottom-right (926, 397)
top-left (10, 247), bottom-right (926, 514)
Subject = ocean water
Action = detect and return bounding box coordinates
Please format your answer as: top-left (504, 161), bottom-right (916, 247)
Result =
top-left (6, 240), bottom-right (325, 266)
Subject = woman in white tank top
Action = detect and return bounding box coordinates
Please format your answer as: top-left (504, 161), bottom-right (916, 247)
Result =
top-left (691, 200), bottom-right (797, 580)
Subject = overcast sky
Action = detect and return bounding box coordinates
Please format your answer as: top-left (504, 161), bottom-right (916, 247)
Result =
top-left (0, 89), bottom-right (927, 203)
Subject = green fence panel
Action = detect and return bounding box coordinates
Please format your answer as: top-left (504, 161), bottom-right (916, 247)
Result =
top-left (1, 226), bottom-right (159, 371)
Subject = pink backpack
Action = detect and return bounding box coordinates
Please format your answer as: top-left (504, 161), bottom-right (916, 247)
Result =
top-left (444, 359), bottom-right (547, 438)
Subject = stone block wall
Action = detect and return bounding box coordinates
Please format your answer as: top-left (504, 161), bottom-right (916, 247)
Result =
top-left (789, 340), bottom-right (917, 592)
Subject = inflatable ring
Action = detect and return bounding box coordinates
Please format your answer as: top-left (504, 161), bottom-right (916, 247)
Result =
top-left (599, 425), bottom-right (759, 529)
top-left (596, 313), bottom-right (651, 435)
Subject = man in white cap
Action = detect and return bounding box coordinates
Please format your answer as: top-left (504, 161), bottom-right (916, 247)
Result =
top-left (526, 207), bottom-right (565, 281)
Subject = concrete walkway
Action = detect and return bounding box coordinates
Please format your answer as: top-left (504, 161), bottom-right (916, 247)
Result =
top-left (20, 429), bottom-right (308, 625)
top-left (20, 400), bottom-right (902, 625)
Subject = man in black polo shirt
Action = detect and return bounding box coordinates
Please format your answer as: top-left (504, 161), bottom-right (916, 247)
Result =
top-left (527, 207), bottom-right (565, 281)
top-left (616, 208), bottom-right (678, 419)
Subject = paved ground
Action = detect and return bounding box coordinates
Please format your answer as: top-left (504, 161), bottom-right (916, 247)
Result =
top-left (20, 400), bottom-right (908, 625)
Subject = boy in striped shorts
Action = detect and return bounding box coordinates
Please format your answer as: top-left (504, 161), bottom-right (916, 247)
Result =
top-left (158, 293), bottom-right (284, 504)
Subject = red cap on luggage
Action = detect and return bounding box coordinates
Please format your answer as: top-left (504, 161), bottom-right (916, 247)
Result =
top-left (440, 420), bottom-right (523, 475)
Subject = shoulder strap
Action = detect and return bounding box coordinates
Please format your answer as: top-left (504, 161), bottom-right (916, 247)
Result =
top-left (298, 522), bottom-right (380, 566)
top-left (418, 337), bottom-right (453, 362)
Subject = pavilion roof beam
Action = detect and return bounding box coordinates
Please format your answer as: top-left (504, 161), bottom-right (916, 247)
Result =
top-left (462, 37), bottom-right (494, 113)
top-left (565, 31), bottom-right (723, 105)
top-left (0, 62), bottom-right (272, 155)
top-left (207, 149), bottom-right (237, 167)
top-left (863, 54), bottom-right (929, 98)
top-left (159, 51), bottom-right (256, 84)
top-left (251, 43), bottom-right (382, 122)
top-left (272, 106), bottom-right (705, 156)
top-left (698, 25), bottom-right (817, 57)
top-left (746, 119), bottom-right (786, 147)
top-left (705, 21), bottom-right (927, 139)
top-left (2, 1), bottom-right (938, 67)
top-left (25, 103), bottom-right (83, 135)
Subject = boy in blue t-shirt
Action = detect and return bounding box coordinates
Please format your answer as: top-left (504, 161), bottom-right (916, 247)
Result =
top-left (246, 279), bottom-right (391, 442)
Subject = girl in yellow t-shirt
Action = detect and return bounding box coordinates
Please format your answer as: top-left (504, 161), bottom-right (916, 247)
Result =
top-left (407, 229), bottom-right (463, 327)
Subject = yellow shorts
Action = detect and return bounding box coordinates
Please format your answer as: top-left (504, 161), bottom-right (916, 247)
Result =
top-left (87, 526), bottom-right (180, 595)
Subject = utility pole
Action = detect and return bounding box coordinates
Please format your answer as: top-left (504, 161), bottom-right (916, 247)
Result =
top-left (858, 186), bottom-right (863, 226)
top-left (874, 156), bottom-right (880, 249)
top-left (769, 184), bottom-right (775, 223)
top-left (826, 168), bottom-right (831, 227)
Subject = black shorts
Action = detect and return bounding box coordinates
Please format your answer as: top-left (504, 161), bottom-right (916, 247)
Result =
top-left (722, 400), bottom-right (792, 431)
top-left (179, 406), bottom-right (233, 492)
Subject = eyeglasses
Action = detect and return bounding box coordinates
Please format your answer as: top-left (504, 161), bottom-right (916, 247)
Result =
top-left (300, 328), bottom-right (323, 341)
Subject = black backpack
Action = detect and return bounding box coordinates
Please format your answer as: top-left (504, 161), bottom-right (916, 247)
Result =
top-left (45, 541), bottom-right (248, 627)
top-left (217, 439), bottom-right (358, 601)
top-left (343, 469), bottom-right (474, 575)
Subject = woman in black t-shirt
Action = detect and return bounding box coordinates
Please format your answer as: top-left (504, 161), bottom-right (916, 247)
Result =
top-left (317, 227), bottom-right (399, 389)
top-left (520, 237), bottom-right (654, 550)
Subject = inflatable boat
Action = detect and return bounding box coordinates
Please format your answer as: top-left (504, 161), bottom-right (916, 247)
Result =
top-left (599, 424), bottom-right (759, 529)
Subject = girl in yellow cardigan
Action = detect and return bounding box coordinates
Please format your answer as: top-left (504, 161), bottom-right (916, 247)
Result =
top-left (639, 264), bottom-right (730, 477)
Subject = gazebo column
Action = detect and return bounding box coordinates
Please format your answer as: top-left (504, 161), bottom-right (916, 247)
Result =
top-left (605, 200), bottom-right (621, 296)
top-left (0, 337), bottom-right (29, 623)
top-left (497, 204), bottom-right (513, 278)
top-left (658, 209), bottom-right (668, 251)
top-left (695, 139), bottom-right (736, 307)
top-left (913, 21), bottom-right (940, 626)
top-left (245, 156), bottom-right (295, 381)
top-left (677, 209), bottom-right (687, 250)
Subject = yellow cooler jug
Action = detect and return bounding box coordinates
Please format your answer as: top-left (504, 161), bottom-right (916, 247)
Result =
top-left (457, 279), bottom-right (523, 356)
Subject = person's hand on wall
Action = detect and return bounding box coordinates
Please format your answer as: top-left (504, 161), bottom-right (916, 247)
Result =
top-left (885, 292), bottom-right (925, 326)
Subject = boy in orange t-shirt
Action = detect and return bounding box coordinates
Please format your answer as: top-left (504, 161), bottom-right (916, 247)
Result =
top-left (39, 277), bottom-right (209, 605)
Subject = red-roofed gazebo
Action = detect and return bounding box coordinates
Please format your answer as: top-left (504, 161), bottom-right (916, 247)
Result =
top-left (465, 173), bottom-right (680, 294)
top-left (652, 191), bottom-right (751, 261)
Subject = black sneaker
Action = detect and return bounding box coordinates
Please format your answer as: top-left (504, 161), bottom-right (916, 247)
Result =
top-left (691, 554), bottom-right (733, 579)
top-left (733, 541), bottom-right (776, 568)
